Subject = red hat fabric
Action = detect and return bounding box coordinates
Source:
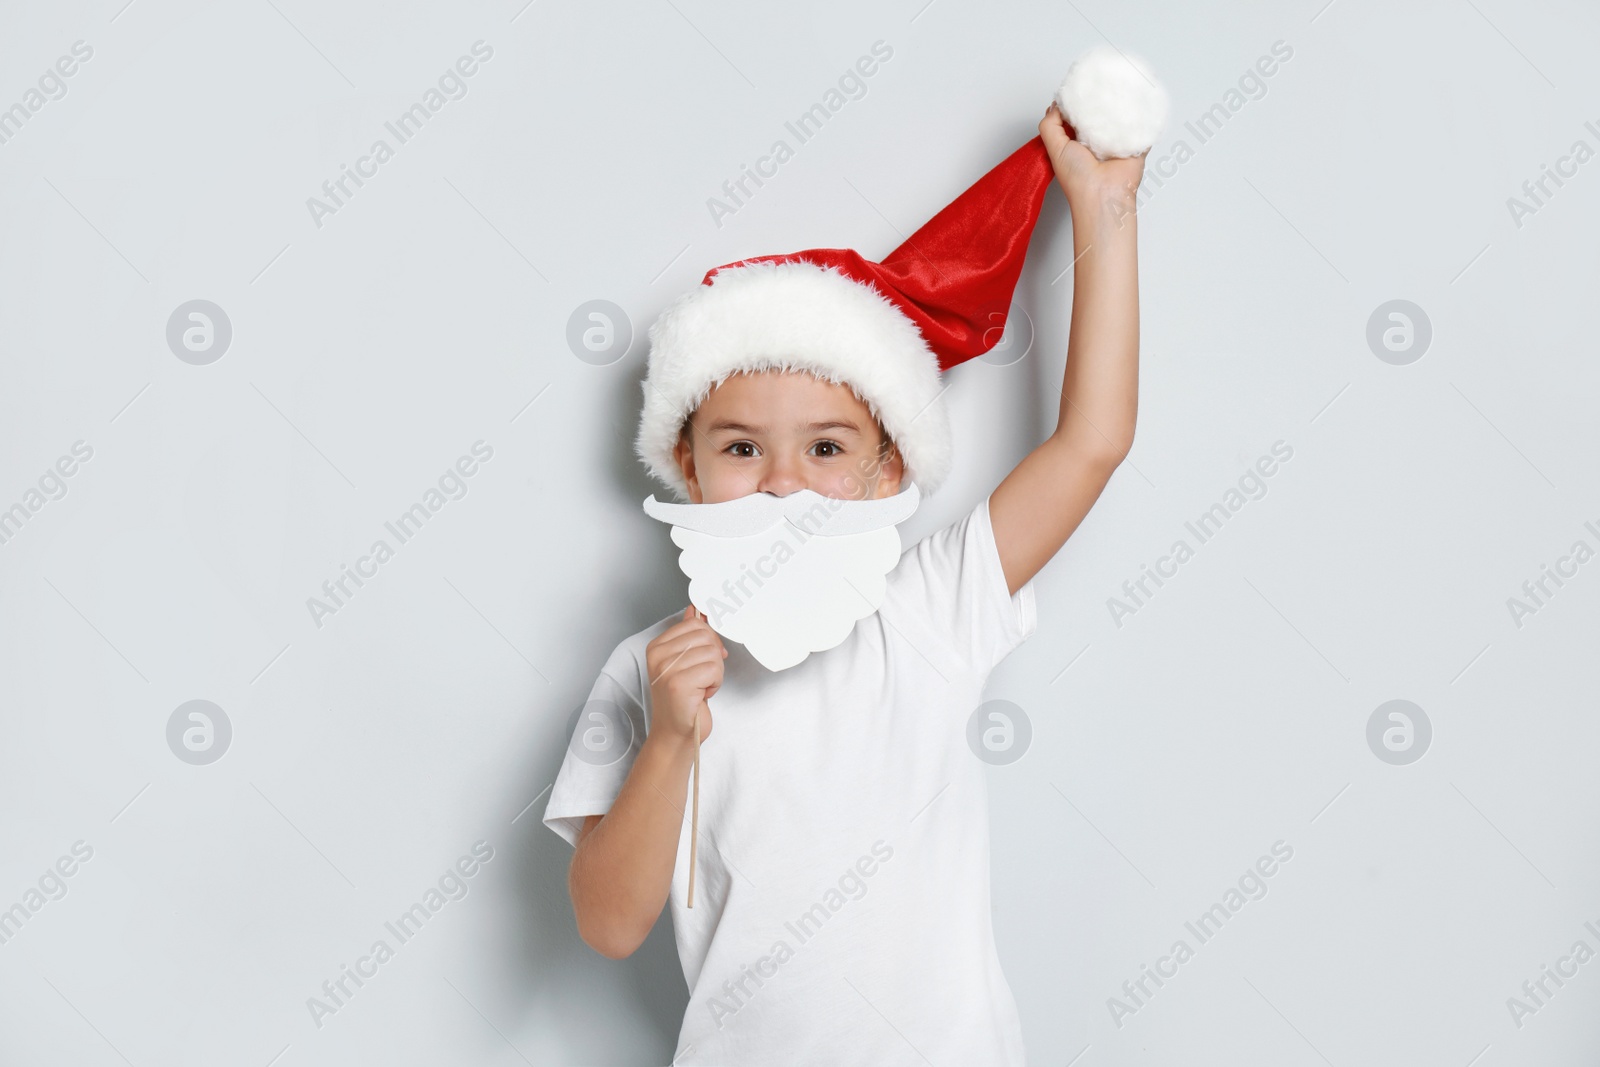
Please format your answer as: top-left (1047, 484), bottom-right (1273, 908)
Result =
top-left (636, 135), bottom-right (1057, 500)
top-left (705, 137), bottom-right (1055, 371)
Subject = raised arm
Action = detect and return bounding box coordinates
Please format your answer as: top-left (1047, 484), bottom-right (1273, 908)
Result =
top-left (990, 103), bottom-right (1145, 596)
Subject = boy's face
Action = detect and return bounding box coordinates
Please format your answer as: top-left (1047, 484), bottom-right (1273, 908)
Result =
top-left (673, 370), bottom-right (904, 505)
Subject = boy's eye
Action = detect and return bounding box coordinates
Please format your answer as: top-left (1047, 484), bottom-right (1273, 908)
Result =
top-left (726, 441), bottom-right (759, 458)
top-left (809, 440), bottom-right (843, 458)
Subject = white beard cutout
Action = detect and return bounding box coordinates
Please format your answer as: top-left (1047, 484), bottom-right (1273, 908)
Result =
top-left (643, 484), bottom-right (923, 671)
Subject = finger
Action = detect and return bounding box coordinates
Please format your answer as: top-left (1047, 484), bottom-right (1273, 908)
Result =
top-left (651, 628), bottom-right (723, 671)
top-left (661, 642), bottom-right (725, 677)
top-left (654, 612), bottom-right (718, 646)
top-left (679, 656), bottom-right (722, 684)
top-left (1039, 112), bottom-right (1072, 149)
top-left (675, 655), bottom-right (720, 681)
top-left (1041, 103), bottom-right (1081, 144)
top-left (690, 614), bottom-right (724, 651)
top-left (649, 626), bottom-right (703, 667)
top-left (656, 662), bottom-right (722, 705)
top-left (671, 655), bottom-right (725, 691)
top-left (652, 615), bottom-right (702, 650)
top-left (649, 632), bottom-right (724, 688)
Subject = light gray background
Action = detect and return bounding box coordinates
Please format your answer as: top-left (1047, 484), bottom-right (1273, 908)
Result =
top-left (2, 0), bottom-right (1597, 1064)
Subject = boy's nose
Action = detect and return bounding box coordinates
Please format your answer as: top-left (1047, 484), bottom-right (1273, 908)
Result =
top-left (757, 455), bottom-right (806, 496)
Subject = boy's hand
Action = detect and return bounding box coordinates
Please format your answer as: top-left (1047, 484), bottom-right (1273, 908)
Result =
top-left (645, 605), bottom-right (726, 746)
top-left (1039, 102), bottom-right (1146, 214)
top-left (571, 606), bottom-right (726, 958)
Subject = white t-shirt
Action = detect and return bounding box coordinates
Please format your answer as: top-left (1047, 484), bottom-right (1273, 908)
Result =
top-left (544, 493), bottom-right (1037, 1065)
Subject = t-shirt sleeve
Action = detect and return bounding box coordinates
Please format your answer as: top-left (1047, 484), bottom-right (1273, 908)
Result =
top-left (887, 491), bottom-right (1038, 681)
top-left (541, 640), bottom-right (651, 849)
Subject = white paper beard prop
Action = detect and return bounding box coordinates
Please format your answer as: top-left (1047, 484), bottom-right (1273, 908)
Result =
top-left (643, 484), bottom-right (923, 671)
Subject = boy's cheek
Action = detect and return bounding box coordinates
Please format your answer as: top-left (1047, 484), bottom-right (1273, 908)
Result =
top-left (837, 469), bottom-right (867, 500)
top-left (694, 464), bottom-right (748, 505)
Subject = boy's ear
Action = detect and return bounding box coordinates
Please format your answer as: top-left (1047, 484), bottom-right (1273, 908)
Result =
top-left (674, 426), bottom-right (703, 504)
top-left (873, 438), bottom-right (905, 498)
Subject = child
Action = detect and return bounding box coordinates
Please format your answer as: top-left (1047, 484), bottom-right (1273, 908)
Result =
top-left (544, 102), bottom-right (1143, 1064)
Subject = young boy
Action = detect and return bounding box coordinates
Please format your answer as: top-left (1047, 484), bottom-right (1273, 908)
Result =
top-left (544, 103), bottom-right (1143, 1064)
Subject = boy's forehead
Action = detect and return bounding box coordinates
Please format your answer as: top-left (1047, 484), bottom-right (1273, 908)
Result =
top-left (695, 370), bottom-right (872, 423)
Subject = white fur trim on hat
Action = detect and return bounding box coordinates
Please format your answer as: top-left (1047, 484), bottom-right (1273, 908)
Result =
top-left (635, 260), bottom-right (951, 501)
top-left (1055, 45), bottom-right (1168, 159)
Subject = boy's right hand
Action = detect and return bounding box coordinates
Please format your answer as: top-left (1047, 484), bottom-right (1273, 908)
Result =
top-left (645, 605), bottom-right (726, 745)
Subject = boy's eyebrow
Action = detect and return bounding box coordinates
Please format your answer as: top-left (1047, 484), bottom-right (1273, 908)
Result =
top-left (702, 418), bottom-right (764, 435)
top-left (701, 418), bottom-right (865, 435)
top-left (803, 419), bottom-right (865, 434)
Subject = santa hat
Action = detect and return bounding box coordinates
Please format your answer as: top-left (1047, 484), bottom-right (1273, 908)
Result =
top-left (635, 47), bottom-right (1165, 500)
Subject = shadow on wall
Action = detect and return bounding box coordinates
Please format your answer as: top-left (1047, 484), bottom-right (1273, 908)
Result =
top-left (508, 735), bottom-right (690, 1061)
top-left (505, 331), bottom-right (697, 1060)
top-left (1018, 185), bottom-right (1072, 448)
top-left (590, 303), bottom-right (700, 646)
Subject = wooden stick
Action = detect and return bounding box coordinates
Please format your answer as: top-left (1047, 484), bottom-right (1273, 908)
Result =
top-left (688, 710), bottom-right (700, 908)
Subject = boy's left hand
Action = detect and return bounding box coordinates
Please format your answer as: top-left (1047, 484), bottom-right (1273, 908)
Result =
top-left (1039, 103), bottom-right (1146, 212)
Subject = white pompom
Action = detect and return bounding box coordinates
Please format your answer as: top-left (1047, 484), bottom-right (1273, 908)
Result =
top-left (1054, 45), bottom-right (1168, 159)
